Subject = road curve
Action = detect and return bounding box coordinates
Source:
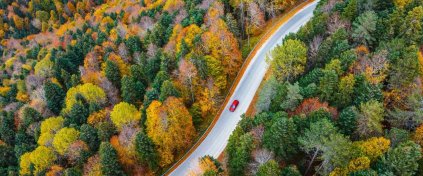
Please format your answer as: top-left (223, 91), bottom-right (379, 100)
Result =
top-left (167, 2), bottom-right (318, 175)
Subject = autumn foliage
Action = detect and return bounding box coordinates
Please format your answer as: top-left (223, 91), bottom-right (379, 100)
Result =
top-left (291, 98), bottom-right (338, 118)
top-left (146, 97), bottom-right (195, 167)
top-left (64, 83), bottom-right (106, 112)
top-left (110, 102), bottom-right (141, 130)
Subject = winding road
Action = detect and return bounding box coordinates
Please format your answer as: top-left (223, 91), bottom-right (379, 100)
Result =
top-left (167, 1), bottom-right (318, 175)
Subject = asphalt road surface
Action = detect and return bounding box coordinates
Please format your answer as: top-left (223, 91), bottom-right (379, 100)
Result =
top-left (168, 1), bottom-right (318, 175)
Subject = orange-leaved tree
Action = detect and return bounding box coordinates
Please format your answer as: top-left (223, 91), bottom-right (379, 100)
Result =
top-left (292, 98), bottom-right (338, 117)
top-left (413, 124), bottom-right (423, 148)
top-left (146, 97), bottom-right (196, 167)
top-left (202, 1), bottom-right (242, 90)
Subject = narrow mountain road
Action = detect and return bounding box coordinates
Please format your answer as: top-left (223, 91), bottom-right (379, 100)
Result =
top-left (167, 1), bottom-right (318, 175)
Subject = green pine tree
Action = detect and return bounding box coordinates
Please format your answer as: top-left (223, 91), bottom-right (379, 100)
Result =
top-left (99, 142), bottom-right (125, 176)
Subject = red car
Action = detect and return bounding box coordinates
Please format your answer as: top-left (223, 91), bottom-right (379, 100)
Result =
top-left (229, 100), bottom-right (239, 112)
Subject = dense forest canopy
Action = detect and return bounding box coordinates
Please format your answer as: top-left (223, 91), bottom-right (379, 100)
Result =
top-left (223, 0), bottom-right (423, 175)
top-left (0, 0), bottom-right (302, 175)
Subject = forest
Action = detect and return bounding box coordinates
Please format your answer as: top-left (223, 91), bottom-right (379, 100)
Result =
top-left (0, 0), bottom-right (300, 175)
top-left (222, 0), bottom-right (423, 175)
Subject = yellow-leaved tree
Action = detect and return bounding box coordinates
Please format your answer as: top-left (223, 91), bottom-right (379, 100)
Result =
top-left (347, 156), bottom-right (371, 173)
top-left (34, 53), bottom-right (54, 77)
top-left (393, 0), bottom-right (412, 9)
top-left (163, 0), bottom-right (184, 12)
top-left (19, 153), bottom-right (32, 175)
top-left (356, 137), bottom-right (390, 161)
top-left (413, 124), bottom-right (423, 147)
top-left (270, 39), bottom-right (307, 82)
top-left (110, 102), bottom-right (141, 130)
top-left (52, 127), bottom-right (80, 155)
top-left (146, 97), bottom-right (196, 167)
top-left (202, 1), bottom-right (242, 90)
top-left (40, 116), bottom-right (65, 134)
top-left (174, 24), bottom-right (202, 54)
top-left (38, 116), bottom-right (65, 146)
top-left (198, 87), bottom-right (217, 117)
top-left (199, 156), bottom-right (219, 174)
top-left (38, 132), bottom-right (55, 146)
top-left (64, 83), bottom-right (106, 112)
top-left (29, 146), bottom-right (57, 174)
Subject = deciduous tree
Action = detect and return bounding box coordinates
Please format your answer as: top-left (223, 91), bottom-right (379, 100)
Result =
top-left (40, 116), bottom-right (65, 134)
top-left (270, 39), bottom-right (307, 82)
top-left (246, 2), bottom-right (265, 35)
top-left (177, 59), bottom-right (198, 103)
top-left (413, 124), bottom-right (423, 147)
top-left (19, 152), bottom-right (32, 175)
top-left (29, 146), bottom-right (57, 174)
top-left (146, 97), bottom-right (195, 166)
top-left (110, 102), bottom-right (141, 130)
top-left (202, 5), bottom-right (242, 85)
top-left (393, 0), bottom-right (412, 9)
top-left (348, 156), bottom-right (371, 173)
top-left (335, 74), bottom-right (355, 107)
top-left (356, 137), bottom-right (390, 161)
top-left (292, 98), bottom-right (337, 117)
top-left (34, 53), bottom-right (54, 77)
top-left (64, 83), bottom-right (106, 113)
top-left (356, 100), bottom-right (384, 138)
top-left (52, 127), bottom-right (80, 155)
top-left (198, 155), bottom-right (222, 175)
